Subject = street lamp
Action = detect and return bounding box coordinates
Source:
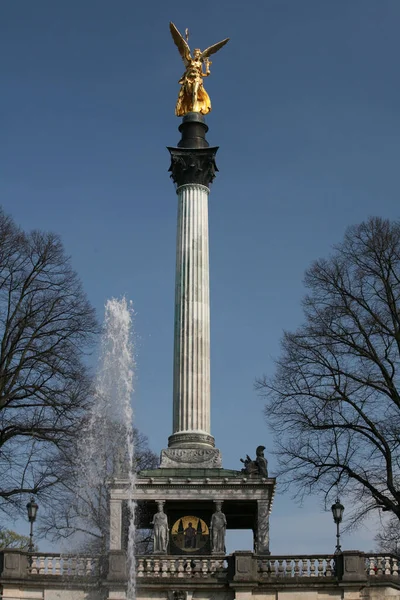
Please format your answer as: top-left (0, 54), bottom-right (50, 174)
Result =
top-left (331, 498), bottom-right (344, 554)
top-left (26, 497), bottom-right (39, 554)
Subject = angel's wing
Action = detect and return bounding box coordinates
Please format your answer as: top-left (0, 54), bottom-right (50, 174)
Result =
top-left (170, 22), bottom-right (191, 65)
top-left (201, 37), bottom-right (229, 60)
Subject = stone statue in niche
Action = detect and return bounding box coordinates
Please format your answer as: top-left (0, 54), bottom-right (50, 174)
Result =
top-left (240, 445), bottom-right (268, 478)
top-left (210, 501), bottom-right (227, 554)
top-left (168, 592), bottom-right (187, 600)
top-left (151, 501), bottom-right (169, 554)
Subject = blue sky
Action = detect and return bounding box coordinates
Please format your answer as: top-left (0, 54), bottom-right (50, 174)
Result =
top-left (2, 0), bottom-right (399, 553)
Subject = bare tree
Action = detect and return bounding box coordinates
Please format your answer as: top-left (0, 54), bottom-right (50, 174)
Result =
top-left (375, 514), bottom-right (400, 556)
top-left (0, 209), bottom-right (98, 518)
top-left (257, 217), bottom-right (400, 527)
top-left (38, 422), bottom-right (158, 554)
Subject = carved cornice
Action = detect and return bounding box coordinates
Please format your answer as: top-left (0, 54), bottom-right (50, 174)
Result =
top-left (168, 147), bottom-right (219, 188)
top-left (168, 432), bottom-right (215, 448)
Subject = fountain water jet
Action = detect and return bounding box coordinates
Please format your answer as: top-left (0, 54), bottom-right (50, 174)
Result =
top-left (78, 297), bottom-right (136, 597)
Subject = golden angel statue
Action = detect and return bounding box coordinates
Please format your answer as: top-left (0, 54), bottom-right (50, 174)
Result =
top-left (169, 22), bottom-right (229, 117)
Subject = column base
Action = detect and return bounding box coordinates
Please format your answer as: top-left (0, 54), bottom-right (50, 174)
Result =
top-left (161, 432), bottom-right (222, 469)
top-left (168, 431), bottom-right (215, 448)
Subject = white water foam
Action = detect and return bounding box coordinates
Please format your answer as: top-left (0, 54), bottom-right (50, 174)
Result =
top-left (78, 297), bottom-right (136, 597)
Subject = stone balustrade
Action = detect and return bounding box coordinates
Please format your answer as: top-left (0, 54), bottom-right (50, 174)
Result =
top-left (136, 557), bottom-right (227, 578)
top-left (258, 556), bottom-right (335, 577)
top-left (1, 550), bottom-right (399, 582)
top-left (29, 554), bottom-right (101, 577)
top-left (367, 555), bottom-right (399, 577)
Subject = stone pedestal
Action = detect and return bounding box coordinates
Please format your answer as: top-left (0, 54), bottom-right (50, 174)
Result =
top-left (107, 550), bottom-right (127, 581)
top-left (336, 550), bottom-right (368, 584)
top-left (160, 447), bottom-right (222, 469)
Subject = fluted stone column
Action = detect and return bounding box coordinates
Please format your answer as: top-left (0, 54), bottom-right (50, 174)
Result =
top-left (160, 112), bottom-right (222, 468)
top-left (172, 182), bottom-right (211, 441)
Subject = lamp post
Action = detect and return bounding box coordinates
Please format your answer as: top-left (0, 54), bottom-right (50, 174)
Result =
top-left (26, 497), bottom-right (39, 555)
top-left (331, 498), bottom-right (344, 554)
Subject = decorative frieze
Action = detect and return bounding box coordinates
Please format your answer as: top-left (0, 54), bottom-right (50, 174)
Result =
top-left (160, 448), bottom-right (222, 469)
top-left (109, 500), bottom-right (122, 550)
top-left (256, 499), bottom-right (270, 555)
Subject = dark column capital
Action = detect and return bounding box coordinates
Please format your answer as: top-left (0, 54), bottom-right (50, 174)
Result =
top-left (168, 147), bottom-right (219, 188)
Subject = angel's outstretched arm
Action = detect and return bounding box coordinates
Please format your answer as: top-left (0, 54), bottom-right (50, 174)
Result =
top-left (201, 59), bottom-right (211, 78)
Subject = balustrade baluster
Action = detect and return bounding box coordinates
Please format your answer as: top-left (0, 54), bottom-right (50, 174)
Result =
top-left (283, 559), bottom-right (289, 576)
top-left (287, 559), bottom-right (294, 577)
top-left (39, 556), bottom-right (46, 575)
top-left (393, 557), bottom-right (398, 577)
top-left (86, 558), bottom-right (93, 576)
top-left (177, 559), bottom-right (185, 578)
top-left (216, 559), bottom-right (224, 572)
top-left (46, 557), bottom-right (53, 575)
top-left (201, 559), bottom-right (208, 577)
top-left (277, 559), bottom-right (284, 577)
top-left (310, 559), bottom-right (316, 577)
top-left (185, 560), bottom-right (192, 576)
top-left (145, 558), bottom-right (153, 575)
top-left (301, 559), bottom-right (309, 577)
top-left (377, 556), bottom-right (383, 575)
top-left (30, 555), bottom-right (38, 574)
top-left (161, 559), bottom-right (169, 577)
top-left (268, 559), bottom-right (274, 576)
top-left (170, 559), bottom-right (177, 577)
top-left (259, 559), bottom-right (267, 577)
top-left (385, 556), bottom-right (391, 575)
top-left (192, 559), bottom-right (201, 577)
top-left (325, 558), bottom-right (333, 577)
top-left (137, 559), bottom-right (144, 577)
top-left (71, 557), bottom-right (77, 576)
top-left (294, 558), bottom-right (300, 577)
top-left (153, 558), bottom-right (160, 577)
top-left (54, 556), bottom-right (61, 576)
top-left (369, 557), bottom-right (376, 576)
top-left (317, 558), bottom-right (324, 577)
top-left (281, 559), bottom-right (287, 576)
top-left (209, 559), bottom-right (217, 574)
top-left (270, 559), bottom-right (277, 577)
top-left (77, 558), bottom-right (85, 576)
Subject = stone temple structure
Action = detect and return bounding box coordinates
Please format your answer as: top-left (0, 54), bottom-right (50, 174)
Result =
top-left (1, 108), bottom-right (400, 600)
